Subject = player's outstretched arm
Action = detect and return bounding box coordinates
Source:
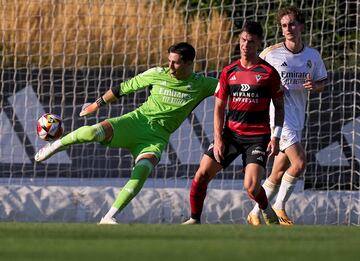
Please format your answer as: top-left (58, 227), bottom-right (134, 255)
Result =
top-left (79, 89), bottom-right (118, 117)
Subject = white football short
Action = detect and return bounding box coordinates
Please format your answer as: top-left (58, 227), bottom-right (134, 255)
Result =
top-left (276, 127), bottom-right (302, 151)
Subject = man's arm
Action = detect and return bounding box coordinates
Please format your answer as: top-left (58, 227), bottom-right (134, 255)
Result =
top-left (79, 89), bottom-right (118, 117)
top-left (213, 97), bottom-right (227, 163)
top-left (267, 96), bottom-right (284, 157)
top-left (79, 67), bottom-right (159, 117)
top-left (303, 75), bottom-right (327, 93)
top-left (272, 96), bottom-right (284, 129)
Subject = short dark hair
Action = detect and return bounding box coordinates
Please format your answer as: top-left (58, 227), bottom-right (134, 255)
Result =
top-left (277, 6), bottom-right (305, 25)
top-left (168, 42), bottom-right (196, 62)
top-left (240, 21), bottom-right (263, 39)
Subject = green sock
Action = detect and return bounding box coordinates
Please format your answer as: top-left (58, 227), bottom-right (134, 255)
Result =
top-left (60, 124), bottom-right (106, 146)
top-left (112, 159), bottom-right (154, 212)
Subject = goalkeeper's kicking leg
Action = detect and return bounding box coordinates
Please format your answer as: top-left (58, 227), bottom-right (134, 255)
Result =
top-left (35, 119), bottom-right (159, 225)
top-left (34, 121), bottom-right (113, 162)
top-left (35, 88), bottom-right (117, 162)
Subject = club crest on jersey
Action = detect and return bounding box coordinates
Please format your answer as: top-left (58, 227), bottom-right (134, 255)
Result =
top-left (306, 60), bottom-right (312, 69)
top-left (255, 74), bottom-right (262, 82)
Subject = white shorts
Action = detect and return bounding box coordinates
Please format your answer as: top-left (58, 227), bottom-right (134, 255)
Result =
top-left (277, 127), bottom-right (302, 151)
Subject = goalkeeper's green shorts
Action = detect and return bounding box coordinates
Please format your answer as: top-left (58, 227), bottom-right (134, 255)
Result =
top-left (103, 110), bottom-right (170, 160)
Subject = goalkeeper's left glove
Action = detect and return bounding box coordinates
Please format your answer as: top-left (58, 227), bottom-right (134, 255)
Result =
top-left (79, 96), bottom-right (106, 117)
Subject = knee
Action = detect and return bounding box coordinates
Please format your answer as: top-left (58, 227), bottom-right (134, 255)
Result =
top-left (243, 178), bottom-right (260, 199)
top-left (244, 183), bottom-right (256, 197)
top-left (194, 168), bottom-right (212, 185)
top-left (245, 186), bottom-right (258, 200)
top-left (292, 159), bottom-right (306, 174)
top-left (77, 125), bottom-right (97, 142)
top-left (270, 170), bottom-right (286, 184)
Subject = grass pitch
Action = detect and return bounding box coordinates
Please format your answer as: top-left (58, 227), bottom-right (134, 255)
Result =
top-left (0, 223), bottom-right (358, 261)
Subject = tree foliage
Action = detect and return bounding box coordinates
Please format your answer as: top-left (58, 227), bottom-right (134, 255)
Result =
top-left (169, 0), bottom-right (359, 70)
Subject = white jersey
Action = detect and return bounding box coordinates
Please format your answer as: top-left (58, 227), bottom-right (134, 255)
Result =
top-left (260, 43), bottom-right (327, 130)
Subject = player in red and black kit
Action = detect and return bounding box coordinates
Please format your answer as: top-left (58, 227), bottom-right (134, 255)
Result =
top-left (183, 21), bottom-right (284, 225)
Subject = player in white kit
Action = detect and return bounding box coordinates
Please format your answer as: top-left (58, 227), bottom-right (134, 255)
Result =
top-left (247, 6), bottom-right (328, 225)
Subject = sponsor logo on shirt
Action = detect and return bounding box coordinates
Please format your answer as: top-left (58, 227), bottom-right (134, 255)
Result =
top-left (280, 71), bottom-right (308, 85)
top-left (232, 90), bottom-right (259, 103)
top-left (240, 84), bottom-right (251, 91)
top-left (159, 87), bottom-right (192, 105)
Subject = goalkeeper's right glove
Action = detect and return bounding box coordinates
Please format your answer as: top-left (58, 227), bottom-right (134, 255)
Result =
top-left (79, 96), bottom-right (106, 117)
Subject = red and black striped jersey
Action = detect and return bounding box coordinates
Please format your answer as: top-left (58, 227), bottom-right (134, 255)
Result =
top-left (215, 59), bottom-right (282, 136)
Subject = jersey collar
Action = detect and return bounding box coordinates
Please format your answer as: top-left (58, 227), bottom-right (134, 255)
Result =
top-left (282, 41), bottom-right (305, 54)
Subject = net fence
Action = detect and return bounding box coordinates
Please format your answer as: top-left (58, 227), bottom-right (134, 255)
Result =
top-left (0, 0), bottom-right (359, 224)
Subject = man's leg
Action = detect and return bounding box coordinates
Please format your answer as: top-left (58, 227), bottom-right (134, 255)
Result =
top-left (35, 121), bottom-right (113, 162)
top-left (247, 152), bottom-right (289, 225)
top-left (244, 163), bottom-right (279, 225)
top-left (182, 155), bottom-right (222, 224)
top-left (247, 179), bottom-right (280, 225)
top-left (100, 153), bottom-right (158, 224)
top-left (272, 143), bottom-right (305, 225)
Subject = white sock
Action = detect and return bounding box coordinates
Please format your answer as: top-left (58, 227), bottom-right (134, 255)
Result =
top-left (250, 179), bottom-right (279, 216)
top-left (273, 172), bottom-right (297, 210)
top-left (103, 207), bottom-right (118, 220)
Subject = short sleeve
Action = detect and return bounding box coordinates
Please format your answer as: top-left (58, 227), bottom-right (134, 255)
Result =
top-left (269, 69), bottom-right (283, 99)
top-left (313, 53), bottom-right (328, 82)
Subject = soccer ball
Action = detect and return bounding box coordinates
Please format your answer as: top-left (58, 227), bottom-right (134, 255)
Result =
top-left (36, 113), bottom-right (64, 141)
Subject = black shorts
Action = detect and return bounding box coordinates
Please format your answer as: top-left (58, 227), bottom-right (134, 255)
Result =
top-left (205, 128), bottom-right (270, 169)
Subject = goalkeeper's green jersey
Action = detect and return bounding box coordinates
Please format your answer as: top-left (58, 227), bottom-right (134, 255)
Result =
top-left (119, 67), bottom-right (218, 133)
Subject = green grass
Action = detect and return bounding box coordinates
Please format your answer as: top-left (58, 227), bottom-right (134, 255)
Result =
top-left (0, 223), bottom-right (359, 261)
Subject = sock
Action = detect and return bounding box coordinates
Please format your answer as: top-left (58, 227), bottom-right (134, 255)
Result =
top-left (106, 159), bottom-right (154, 218)
top-left (189, 179), bottom-right (208, 221)
top-left (250, 187), bottom-right (268, 210)
top-left (103, 207), bottom-right (118, 220)
top-left (273, 172), bottom-right (298, 210)
top-left (61, 123), bottom-right (106, 146)
top-left (250, 179), bottom-right (280, 215)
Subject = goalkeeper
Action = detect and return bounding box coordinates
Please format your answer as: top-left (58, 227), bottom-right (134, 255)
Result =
top-left (35, 42), bottom-right (218, 224)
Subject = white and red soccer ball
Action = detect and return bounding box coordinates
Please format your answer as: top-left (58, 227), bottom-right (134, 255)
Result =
top-left (37, 113), bottom-right (64, 141)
